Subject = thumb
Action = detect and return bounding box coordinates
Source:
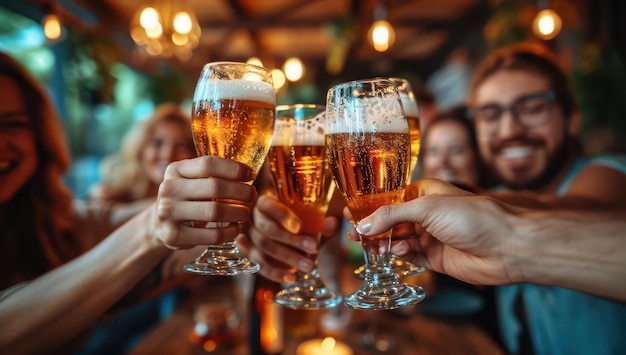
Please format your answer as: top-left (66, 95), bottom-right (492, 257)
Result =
top-left (406, 178), bottom-right (473, 200)
top-left (356, 202), bottom-right (416, 236)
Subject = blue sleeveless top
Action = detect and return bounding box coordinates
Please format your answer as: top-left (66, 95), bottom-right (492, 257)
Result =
top-left (497, 155), bottom-right (626, 355)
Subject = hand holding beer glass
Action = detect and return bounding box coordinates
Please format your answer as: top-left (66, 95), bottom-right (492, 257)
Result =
top-left (353, 77), bottom-right (425, 280)
top-left (268, 104), bottom-right (342, 309)
top-left (326, 78), bottom-right (425, 310)
top-left (184, 62), bottom-right (276, 276)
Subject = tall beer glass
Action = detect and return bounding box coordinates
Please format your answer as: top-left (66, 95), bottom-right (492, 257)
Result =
top-left (183, 62), bottom-right (276, 276)
top-left (268, 104), bottom-right (342, 309)
top-left (326, 78), bottom-right (425, 310)
top-left (353, 77), bottom-right (425, 280)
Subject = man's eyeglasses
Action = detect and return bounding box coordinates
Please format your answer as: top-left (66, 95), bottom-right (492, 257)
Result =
top-left (470, 91), bottom-right (556, 132)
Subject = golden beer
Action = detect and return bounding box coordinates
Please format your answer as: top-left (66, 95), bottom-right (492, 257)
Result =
top-left (326, 131), bottom-right (410, 240)
top-left (192, 98), bottom-right (275, 174)
top-left (185, 61), bottom-right (275, 276)
top-left (271, 104), bottom-right (342, 309)
top-left (326, 78), bottom-right (424, 310)
top-left (267, 145), bottom-right (333, 238)
top-left (393, 78), bottom-right (421, 178)
top-left (406, 114), bottom-right (421, 177)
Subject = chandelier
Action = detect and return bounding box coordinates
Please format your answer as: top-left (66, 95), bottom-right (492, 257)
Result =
top-left (130, 0), bottom-right (201, 61)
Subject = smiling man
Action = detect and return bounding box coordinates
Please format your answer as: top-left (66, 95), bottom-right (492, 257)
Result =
top-left (467, 44), bottom-right (626, 355)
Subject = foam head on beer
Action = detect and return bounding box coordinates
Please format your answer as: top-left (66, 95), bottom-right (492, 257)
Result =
top-left (272, 110), bottom-right (325, 146)
top-left (194, 78), bottom-right (275, 104)
top-left (326, 91), bottom-right (407, 133)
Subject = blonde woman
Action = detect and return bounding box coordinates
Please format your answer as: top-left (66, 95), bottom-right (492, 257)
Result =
top-left (91, 103), bottom-right (196, 203)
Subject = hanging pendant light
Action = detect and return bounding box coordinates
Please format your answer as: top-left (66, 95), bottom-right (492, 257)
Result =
top-left (130, 0), bottom-right (201, 61)
top-left (368, 1), bottom-right (395, 52)
top-left (42, 2), bottom-right (65, 43)
top-left (532, 1), bottom-right (562, 40)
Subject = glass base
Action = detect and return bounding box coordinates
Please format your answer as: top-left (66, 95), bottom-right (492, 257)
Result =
top-left (353, 256), bottom-right (425, 280)
top-left (183, 244), bottom-right (260, 276)
top-left (344, 273), bottom-right (425, 310)
top-left (274, 271), bottom-right (342, 309)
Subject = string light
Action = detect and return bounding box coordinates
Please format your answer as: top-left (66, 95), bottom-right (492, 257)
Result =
top-left (368, 2), bottom-right (395, 52)
top-left (41, 2), bottom-right (65, 43)
top-left (369, 20), bottom-right (395, 52)
top-left (532, 4), bottom-right (562, 40)
top-left (283, 57), bottom-right (304, 82)
top-left (42, 14), bottom-right (63, 41)
top-left (130, 0), bottom-right (201, 61)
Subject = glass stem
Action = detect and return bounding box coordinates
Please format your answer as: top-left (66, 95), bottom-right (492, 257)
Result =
top-left (360, 230), bottom-right (394, 278)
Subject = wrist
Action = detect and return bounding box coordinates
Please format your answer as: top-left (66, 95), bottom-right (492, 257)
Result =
top-left (509, 209), bottom-right (575, 287)
top-left (505, 211), bottom-right (538, 284)
top-left (136, 206), bottom-right (171, 255)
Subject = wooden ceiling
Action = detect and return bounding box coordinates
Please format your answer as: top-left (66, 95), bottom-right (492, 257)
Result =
top-left (7, 0), bottom-right (493, 83)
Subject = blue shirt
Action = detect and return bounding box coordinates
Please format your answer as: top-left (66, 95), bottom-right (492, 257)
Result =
top-left (497, 155), bottom-right (626, 355)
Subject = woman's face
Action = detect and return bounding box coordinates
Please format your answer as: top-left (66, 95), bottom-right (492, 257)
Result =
top-left (141, 119), bottom-right (195, 186)
top-left (0, 76), bottom-right (38, 204)
top-left (422, 119), bottom-right (478, 187)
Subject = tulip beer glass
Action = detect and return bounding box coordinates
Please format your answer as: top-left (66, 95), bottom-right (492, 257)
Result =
top-left (184, 61), bottom-right (276, 276)
top-left (268, 104), bottom-right (341, 309)
top-left (325, 78), bottom-right (425, 310)
top-left (353, 77), bottom-right (425, 280)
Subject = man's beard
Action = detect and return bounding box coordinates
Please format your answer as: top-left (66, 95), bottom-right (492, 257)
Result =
top-left (494, 136), bottom-right (572, 191)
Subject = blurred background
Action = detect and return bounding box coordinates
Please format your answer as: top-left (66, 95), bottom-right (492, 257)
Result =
top-left (0, 0), bottom-right (624, 197)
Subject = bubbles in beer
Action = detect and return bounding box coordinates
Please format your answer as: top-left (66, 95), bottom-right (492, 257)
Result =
top-left (327, 94), bottom-right (406, 134)
top-left (272, 111), bottom-right (325, 146)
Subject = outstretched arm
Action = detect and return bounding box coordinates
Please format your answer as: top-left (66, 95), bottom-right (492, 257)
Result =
top-left (350, 178), bottom-right (626, 302)
top-left (0, 156), bottom-right (257, 353)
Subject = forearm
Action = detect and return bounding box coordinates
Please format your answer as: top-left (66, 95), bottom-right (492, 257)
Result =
top-left (513, 209), bottom-right (626, 302)
top-left (110, 198), bottom-right (156, 226)
top-left (0, 208), bottom-right (170, 353)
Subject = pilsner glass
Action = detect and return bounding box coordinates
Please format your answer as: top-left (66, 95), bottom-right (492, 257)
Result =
top-left (183, 61), bottom-right (276, 276)
top-left (268, 104), bottom-right (342, 309)
top-left (326, 78), bottom-right (425, 310)
top-left (353, 77), bottom-right (425, 280)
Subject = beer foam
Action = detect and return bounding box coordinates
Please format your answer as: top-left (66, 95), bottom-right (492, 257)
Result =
top-left (196, 79), bottom-right (275, 104)
top-left (326, 95), bottom-right (408, 133)
top-left (400, 92), bottom-right (419, 118)
top-left (272, 111), bottom-right (325, 146)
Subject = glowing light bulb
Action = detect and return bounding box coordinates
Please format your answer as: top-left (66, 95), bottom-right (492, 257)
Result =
top-left (43, 14), bottom-right (62, 41)
top-left (532, 9), bottom-right (562, 40)
top-left (146, 22), bottom-right (163, 39)
top-left (369, 20), bottom-right (395, 52)
top-left (171, 32), bottom-right (189, 46)
top-left (173, 12), bottom-right (192, 34)
top-left (140, 7), bottom-right (159, 29)
top-left (283, 57), bottom-right (304, 82)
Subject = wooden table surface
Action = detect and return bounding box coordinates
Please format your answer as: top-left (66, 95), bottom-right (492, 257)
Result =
top-left (130, 268), bottom-right (505, 355)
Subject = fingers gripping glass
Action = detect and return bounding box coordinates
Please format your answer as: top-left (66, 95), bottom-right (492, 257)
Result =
top-left (183, 62), bottom-right (276, 276)
top-left (471, 91), bottom-right (556, 132)
top-left (352, 77), bottom-right (426, 280)
top-left (326, 78), bottom-right (425, 310)
top-left (269, 104), bottom-right (342, 309)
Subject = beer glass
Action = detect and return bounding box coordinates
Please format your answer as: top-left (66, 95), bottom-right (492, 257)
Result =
top-left (326, 78), bottom-right (425, 310)
top-left (183, 62), bottom-right (276, 276)
top-left (353, 77), bottom-right (425, 280)
top-left (268, 104), bottom-right (342, 309)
